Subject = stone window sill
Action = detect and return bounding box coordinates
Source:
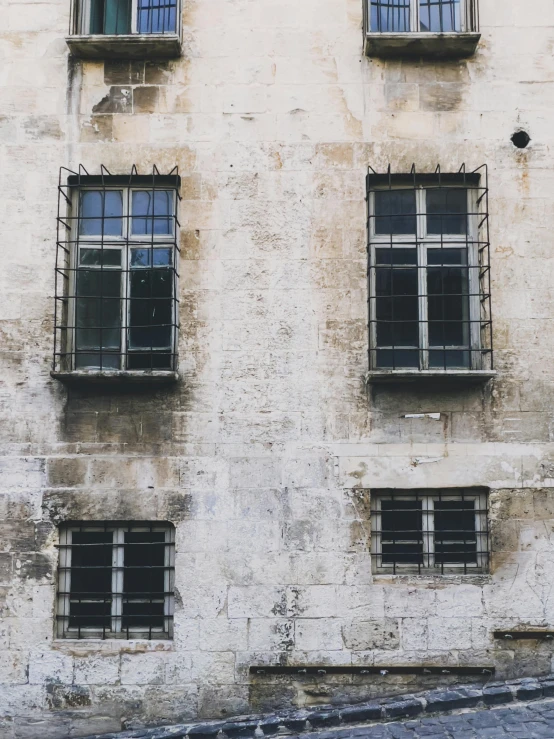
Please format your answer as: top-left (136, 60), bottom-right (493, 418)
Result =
top-left (66, 34), bottom-right (182, 60)
top-left (51, 370), bottom-right (179, 386)
top-left (366, 370), bottom-right (496, 385)
top-left (364, 32), bottom-right (481, 59)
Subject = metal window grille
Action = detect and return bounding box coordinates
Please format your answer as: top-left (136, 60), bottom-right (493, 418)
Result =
top-left (57, 522), bottom-right (175, 639)
top-left (371, 489), bottom-right (489, 574)
top-left (72, 0), bottom-right (178, 35)
top-left (367, 165), bottom-right (492, 372)
top-left (368, 0), bottom-right (478, 33)
top-left (54, 165), bottom-right (181, 374)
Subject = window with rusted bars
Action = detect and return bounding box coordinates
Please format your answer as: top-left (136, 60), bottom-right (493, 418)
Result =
top-left (57, 522), bottom-right (175, 639)
top-left (371, 490), bottom-right (489, 574)
top-left (368, 0), bottom-right (478, 33)
top-left (73, 0), bottom-right (178, 35)
top-left (54, 166), bottom-right (181, 374)
top-left (367, 165), bottom-right (492, 373)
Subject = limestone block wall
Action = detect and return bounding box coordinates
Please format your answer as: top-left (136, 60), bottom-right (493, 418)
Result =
top-left (1, 0), bottom-right (554, 736)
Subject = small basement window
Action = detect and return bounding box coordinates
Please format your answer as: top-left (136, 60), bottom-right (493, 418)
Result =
top-left (57, 522), bottom-right (175, 639)
top-left (53, 166), bottom-right (181, 383)
top-left (67, 0), bottom-right (182, 59)
top-left (366, 165), bottom-right (494, 384)
top-left (371, 489), bottom-right (489, 574)
top-left (364, 0), bottom-right (480, 58)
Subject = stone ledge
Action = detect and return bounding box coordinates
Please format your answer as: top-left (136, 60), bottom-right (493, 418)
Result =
top-left (364, 32), bottom-right (481, 59)
top-left (66, 34), bottom-right (182, 60)
top-left (81, 675), bottom-right (554, 739)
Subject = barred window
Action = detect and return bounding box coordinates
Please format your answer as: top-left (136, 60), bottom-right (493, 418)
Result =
top-left (367, 167), bottom-right (492, 374)
top-left (371, 490), bottom-right (489, 574)
top-left (76, 0), bottom-right (178, 35)
top-left (369, 0), bottom-right (477, 33)
top-left (54, 167), bottom-right (180, 376)
top-left (57, 522), bottom-right (175, 639)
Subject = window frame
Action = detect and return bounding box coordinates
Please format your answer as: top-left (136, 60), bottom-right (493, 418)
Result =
top-left (371, 490), bottom-right (489, 575)
top-left (57, 523), bottom-right (175, 640)
top-left (368, 0), bottom-right (470, 34)
top-left (368, 183), bottom-right (482, 372)
top-left (76, 0), bottom-right (179, 36)
top-left (67, 184), bottom-right (179, 373)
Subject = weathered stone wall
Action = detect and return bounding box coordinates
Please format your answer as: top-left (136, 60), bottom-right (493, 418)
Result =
top-left (1, 0), bottom-right (554, 736)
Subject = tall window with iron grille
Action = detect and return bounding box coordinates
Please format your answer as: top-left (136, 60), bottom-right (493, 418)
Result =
top-left (54, 167), bottom-right (181, 375)
top-left (366, 166), bottom-right (492, 375)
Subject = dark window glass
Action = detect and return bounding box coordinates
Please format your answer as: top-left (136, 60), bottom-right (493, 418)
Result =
top-left (137, 0), bottom-right (177, 33)
top-left (427, 249), bottom-right (470, 368)
top-left (375, 255), bottom-right (419, 368)
top-left (420, 0), bottom-right (461, 32)
top-left (426, 188), bottom-right (467, 235)
top-left (381, 500), bottom-right (423, 564)
top-left (132, 190), bottom-right (174, 235)
top-left (89, 0), bottom-right (131, 34)
top-left (434, 500), bottom-right (477, 565)
top-left (80, 191), bottom-right (123, 237)
top-left (80, 249), bottom-right (122, 267)
top-left (374, 190), bottom-right (417, 235)
top-left (75, 266), bottom-right (122, 370)
top-left (129, 248), bottom-right (173, 369)
top-left (122, 532), bottom-right (166, 630)
top-left (370, 0), bottom-right (411, 32)
top-left (69, 531), bottom-right (113, 630)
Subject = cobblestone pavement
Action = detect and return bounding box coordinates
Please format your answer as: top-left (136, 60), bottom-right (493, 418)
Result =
top-left (300, 699), bottom-right (554, 739)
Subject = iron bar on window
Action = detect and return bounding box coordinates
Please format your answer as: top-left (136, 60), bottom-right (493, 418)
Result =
top-left (54, 165), bottom-right (181, 374)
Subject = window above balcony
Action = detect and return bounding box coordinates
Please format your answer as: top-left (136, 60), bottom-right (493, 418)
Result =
top-left (364, 0), bottom-right (480, 59)
top-left (66, 0), bottom-right (182, 59)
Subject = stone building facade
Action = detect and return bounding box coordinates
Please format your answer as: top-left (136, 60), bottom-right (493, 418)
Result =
top-left (1, 0), bottom-right (554, 736)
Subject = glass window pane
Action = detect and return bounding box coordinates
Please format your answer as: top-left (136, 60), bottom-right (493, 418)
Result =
top-left (132, 190), bottom-right (174, 235)
top-left (426, 188), bottom-right (467, 234)
top-left (374, 190), bottom-right (417, 235)
top-left (375, 266), bottom-right (419, 368)
top-left (90, 0), bottom-right (131, 34)
top-left (137, 0), bottom-right (177, 33)
top-left (69, 531), bottom-right (113, 630)
top-left (80, 248), bottom-right (121, 267)
top-left (370, 0), bottom-right (411, 32)
top-left (381, 500), bottom-right (423, 565)
top-left (434, 500), bottom-right (477, 564)
top-left (80, 191), bottom-right (123, 237)
top-left (427, 263), bottom-right (470, 367)
top-left (130, 248), bottom-right (172, 267)
top-left (75, 269), bottom-right (122, 369)
top-left (420, 0), bottom-right (461, 32)
top-left (122, 531), bottom-right (166, 630)
top-left (129, 266), bottom-right (173, 368)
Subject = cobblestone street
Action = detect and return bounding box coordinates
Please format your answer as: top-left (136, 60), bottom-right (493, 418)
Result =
top-left (299, 700), bottom-right (554, 739)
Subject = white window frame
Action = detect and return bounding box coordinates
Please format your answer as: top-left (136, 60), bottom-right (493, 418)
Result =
top-left (77, 0), bottom-right (180, 35)
top-left (69, 185), bottom-right (178, 372)
top-left (368, 0), bottom-right (469, 34)
top-left (57, 523), bottom-right (175, 639)
top-left (368, 184), bottom-right (482, 372)
top-left (371, 490), bottom-right (489, 574)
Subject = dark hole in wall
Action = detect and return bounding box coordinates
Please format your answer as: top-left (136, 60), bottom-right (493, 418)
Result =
top-left (511, 131), bottom-right (531, 149)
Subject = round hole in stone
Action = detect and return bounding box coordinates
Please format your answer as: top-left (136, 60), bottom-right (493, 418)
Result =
top-left (511, 130), bottom-right (531, 149)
